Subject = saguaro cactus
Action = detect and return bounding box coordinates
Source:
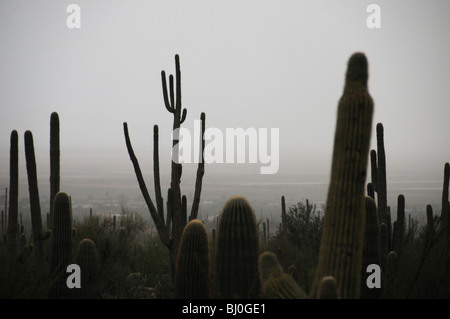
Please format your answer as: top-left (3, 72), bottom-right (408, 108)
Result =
top-left (24, 131), bottom-right (45, 260)
top-left (318, 276), bottom-right (340, 299)
top-left (311, 52), bottom-right (374, 299)
top-left (375, 123), bottom-right (388, 227)
top-left (258, 251), bottom-right (306, 299)
top-left (49, 112), bottom-right (60, 227)
top-left (73, 238), bottom-right (99, 299)
top-left (123, 55), bottom-right (206, 282)
top-left (7, 130), bottom-right (19, 256)
top-left (360, 196), bottom-right (382, 299)
top-left (392, 194), bottom-right (405, 254)
top-left (441, 163), bottom-right (449, 235)
top-left (215, 196), bottom-right (260, 298)
top-left (174, 219), bottom-right (211, 299)
top-left (49, 191), bottom-right (74, 299)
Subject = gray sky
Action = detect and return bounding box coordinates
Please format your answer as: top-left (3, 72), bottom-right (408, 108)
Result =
top-left (1, 1), bottom-right (450, 199)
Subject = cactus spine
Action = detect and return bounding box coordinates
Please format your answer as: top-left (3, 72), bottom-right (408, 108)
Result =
top-left (7, 130), bottom-right (19, 256)
top-left (258, 251), bottom-right (306, 299)
top-left (73, 238), bottom-right (99, 299)
top-left (49, 191), bottom-right (73, 298)
top-left (174, 219), bottom-right (210, 299)
top-left (215, 196), bottom-right (260, 298)
top-left (311, 52), bottom-right (374, 299)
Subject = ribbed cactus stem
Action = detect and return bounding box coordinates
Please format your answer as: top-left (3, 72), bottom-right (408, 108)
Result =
top-left (281, 196), bottom-right (286, 233)
top-left (376, 123), bottom-right (388, 226)
top-left (50, 112), bottom-right (60, 228)
top-left (258, 251), bottom-right (283, 282)
top-left (367, 182), bottom-right (375, 199)
top-left (426, 204), bottom-right (434, 228)
top-left (24, 131), bottom-right (45, 259)
top-left (311, 52), bottom-right (374, 299)
top-left (360, 196), bottom-right (381, 299)
top-left (258, 251), bottom-right (306, 299)
top-left (215, 196), bottom-right (260, 298)
top-left (379, 223), bottom-right (389, 271)
top-left (174, 219), bottom-right (210, 299)
top-left (441, 163), bottom-right (449, 234)
top-left (318, 276), bottom-right (340, 299)
top-left (73, 238), bottom-right (99, 299)
top-left (370, 149), bottom-right (378, 193)
top-left (49, 191), bottom-right (74, 299)
top-left (7, 130), bottom-right (19, 256)
top-left (392, 194), bottom-right (405, 254)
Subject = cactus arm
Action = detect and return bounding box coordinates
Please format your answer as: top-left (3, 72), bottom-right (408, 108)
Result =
top-left (123, 122), bottom-right (170, 247)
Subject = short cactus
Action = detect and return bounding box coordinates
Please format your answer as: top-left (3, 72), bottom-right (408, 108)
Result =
top-left (73, 238), bottom-right (99, 299)
top-left (258, 251), bottom-right (306, 299)
top-left (318, 276), bottom-right (340, 299)
top-left (49, 191), bottom-right (74, 299)
top-left (174, 219), bottom-right (210, 299)
top-left (215, 196), bottom-right (260, 298)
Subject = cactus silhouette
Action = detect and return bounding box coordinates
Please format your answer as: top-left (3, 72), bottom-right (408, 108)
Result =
top-left (311, 52), bottom-right (374, 299)
top-left (215, 196), bottom-right (260, 298)
top-left (73, 238), bottom-right (99, 299)
top-left (174, 219), bottom-right (210, 299)
top-left (441, 163), bottom-right (449, 235)
top-left (49, 191), bottom-right (73, 299)
top-left (123, 55), bottom-right (206, 281)
top-left (258, 251), bottom-right (306, 299)
top-left (392, 194), bottom-right (405, 254)
top-left (50, 112), bottom-right (60, 228)
top-left (360, 196), bottom-right (382, 299)
top-left (318, 276), bottom-right (340, 299)
top-left (24, 130), bottom-right (45, 261)
top-left (7, 130), bottom-right (19, 256)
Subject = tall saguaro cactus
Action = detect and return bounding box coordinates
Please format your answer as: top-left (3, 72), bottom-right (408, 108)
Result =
top-left (50, 112), bottom-right (60, 227)
top-left (7, 130), bottom-right (19, 256)
top-left (311, 52), bottom-right (374, 299)
top-left (24, 131), bottom-right (45, 260)
top-left (123, 54), bottom-right (206, 282)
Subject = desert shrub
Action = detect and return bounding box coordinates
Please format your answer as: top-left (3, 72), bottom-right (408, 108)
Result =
top-left (266, 199), bottom-right (323, 295)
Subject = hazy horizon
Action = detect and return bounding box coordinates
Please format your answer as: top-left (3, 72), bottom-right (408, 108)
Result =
top-left (1, 1), bottom-right (449, 220)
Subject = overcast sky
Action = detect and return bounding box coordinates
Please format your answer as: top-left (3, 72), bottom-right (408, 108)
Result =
top-left (1, 1), bottom-right (449, 195)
